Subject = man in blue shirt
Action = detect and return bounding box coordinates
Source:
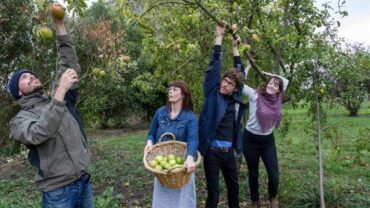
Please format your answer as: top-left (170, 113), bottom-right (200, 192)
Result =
top-left (199, 24), bottom-right (245, 208)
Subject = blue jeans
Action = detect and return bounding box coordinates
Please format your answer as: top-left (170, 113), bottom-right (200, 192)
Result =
top-left (243, 130), bottom-right (279, 202)
top-left (42, 173), bottom-right (93, 208)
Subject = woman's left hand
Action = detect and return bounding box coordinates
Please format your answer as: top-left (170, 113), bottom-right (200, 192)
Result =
top-left (184, 155), bottom-right (196, 173)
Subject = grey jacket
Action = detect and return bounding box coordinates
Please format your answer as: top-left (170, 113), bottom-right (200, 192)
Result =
top-left (9, 35), bottom-right (90, 192)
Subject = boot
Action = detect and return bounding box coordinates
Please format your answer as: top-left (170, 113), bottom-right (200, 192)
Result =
top-left (270, 197), bottom-right (279, 208)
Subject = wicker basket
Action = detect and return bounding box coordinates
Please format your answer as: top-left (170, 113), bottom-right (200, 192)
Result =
top-left (143, 132), bottom-right (202, 189)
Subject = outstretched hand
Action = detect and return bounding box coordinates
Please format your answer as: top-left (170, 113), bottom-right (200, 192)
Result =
top-left (52, 3), bottom-right (67, 35)
top-left (215, 23), bottom-right (226, 38)
top-left (232, 34), bottom-right (241, 47)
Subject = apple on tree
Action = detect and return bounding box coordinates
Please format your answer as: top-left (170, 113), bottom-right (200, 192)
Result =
top-left (39, 26), bottom-right (53, 40)
top-left (119, 55), bottom-right (131, 63)
top-left (98, 70), bottom-right (106, 78)
top-left (51, 3), bottom-right (65, 20)
top-left (251, 34), bottom-right (260, 42)
top-left (231, 24), bottom-right (238, 33)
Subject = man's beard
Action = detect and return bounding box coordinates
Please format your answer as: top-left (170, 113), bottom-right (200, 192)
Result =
top-left (22, 85), bottom-right (44, 96)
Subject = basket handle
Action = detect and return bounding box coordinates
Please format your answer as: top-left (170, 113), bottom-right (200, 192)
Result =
top-left (158, 132), bottom-right (177, 143)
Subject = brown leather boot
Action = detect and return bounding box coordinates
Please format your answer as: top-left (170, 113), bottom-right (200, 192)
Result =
top-left (251, 201), bottom-right (260, 208)
top-left (270, 197), bottom-right (279, 208)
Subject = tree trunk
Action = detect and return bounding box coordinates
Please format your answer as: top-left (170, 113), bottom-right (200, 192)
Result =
top-left (313, 67), bottom-right (325, 208)
top-left (315, 95), bottom-right (326, 208)
top-left (348, 107), bottom-right (359, 117)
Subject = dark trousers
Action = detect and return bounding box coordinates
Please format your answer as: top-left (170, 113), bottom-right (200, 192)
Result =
top-left (204, 148), bottom-right (240, 208)
top-left (243, 130), bottom-right (279, 202)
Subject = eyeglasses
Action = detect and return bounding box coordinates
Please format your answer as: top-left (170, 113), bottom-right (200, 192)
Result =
top-left (222, 78), bottom-right (236, 87)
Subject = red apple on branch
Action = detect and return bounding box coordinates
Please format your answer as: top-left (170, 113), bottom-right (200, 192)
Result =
top-left (51, 3), bottom-right (65, 20)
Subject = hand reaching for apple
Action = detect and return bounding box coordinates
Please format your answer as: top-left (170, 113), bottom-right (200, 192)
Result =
top-left (184, 155), bottom-right (196, 173)
top-left (232, 35), bottom-right (241, 47)
top-left (215, 23), bottom-right (226, 45)
top-left (51, 3), bottom-right (65, 20)
top-left (215, 23), bottom-right (226, 38)
top-left (51, 3), bottom-right (67, 36)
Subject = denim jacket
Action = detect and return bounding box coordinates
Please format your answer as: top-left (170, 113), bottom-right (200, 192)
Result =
top-left (198, 45), bottom-right (245, 156)
top-left (146, 106), bottom-right (199, 157)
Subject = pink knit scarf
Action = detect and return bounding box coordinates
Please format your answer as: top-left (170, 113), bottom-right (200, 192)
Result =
top-left (256, 91), bottom-right (283, 132)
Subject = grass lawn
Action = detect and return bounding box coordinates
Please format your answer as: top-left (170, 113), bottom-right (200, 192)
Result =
top-left (0, 103), bottom-right (369, 207)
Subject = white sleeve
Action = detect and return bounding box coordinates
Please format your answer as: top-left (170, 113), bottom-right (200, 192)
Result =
top-left (279, 75), bottom-right (289, 92)
top-left (242, 84), bottom-right (257, 99)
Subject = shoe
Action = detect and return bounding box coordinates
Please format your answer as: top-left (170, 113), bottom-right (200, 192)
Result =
top-left (251, 201), bottom-right (260, 208)
top-left (270, 197), bottom-right (279, 208)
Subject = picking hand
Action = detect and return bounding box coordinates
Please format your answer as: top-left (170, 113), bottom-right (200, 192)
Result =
top-left (232, 35), bottom-right (241, 47)
top-left (59, 68), bottom-right (78, 91)
top-left (215, 23), bottom-right (226, 38)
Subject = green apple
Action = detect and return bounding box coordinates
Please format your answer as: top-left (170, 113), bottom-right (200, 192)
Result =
top-left (176, 156), bottom-right (184, 165)
top-left (168, 159), bottom-right (176, 166)
top-left (149, 160), bottom-right (157, 168)
top-left (92, 68), bottom-right (100, 76)
top-left (154, 165), bottom-right (163, 171)
top-left (168, 154), bottom-right (176, 160)
top-left (164, 163), bottom-right (172, 170)
top-left (39, 26), bottom-right (53, 40)
top-left (99, 70), bottom-right (106, 78)
top-left (155, 155), bottom-right (164, 162)
top-left (160, 161), bottom-right (169, 167)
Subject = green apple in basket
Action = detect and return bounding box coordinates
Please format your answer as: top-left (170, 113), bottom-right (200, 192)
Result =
top-left (168, 159), bottom-right (177, 166)
top-left (155, 155), bottom-right (164, 162)
top-left (168, 154), bottom-right (176, 160)
top-left (160, 160), bottom-right (169, 167)
top-left (163, 163), bottom-right (172, 170)
top-left (149, 160), bottom-right (157, 168)
top-left (176, 156), bottom-right (184, 165)
top-left (154, 165), bottom-right (163, 171)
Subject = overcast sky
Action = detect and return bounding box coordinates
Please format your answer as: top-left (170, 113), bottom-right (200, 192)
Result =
top-left (85, 0), bottom-right (370, 46)
top-left (314, 0), bottom-right (370, 46)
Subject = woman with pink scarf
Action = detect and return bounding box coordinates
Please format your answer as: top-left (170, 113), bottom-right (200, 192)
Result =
top-left (242, 64), bottom-right (289, 208)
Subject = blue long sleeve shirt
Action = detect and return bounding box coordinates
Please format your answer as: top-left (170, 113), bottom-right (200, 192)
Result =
top-left (146, 106), bottom-right (199, 157)
top-left (198, 45), bottom-right (245, 156)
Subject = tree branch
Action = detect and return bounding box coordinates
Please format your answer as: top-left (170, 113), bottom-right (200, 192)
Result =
top-left (114, 1), bottom-right (193, 42)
